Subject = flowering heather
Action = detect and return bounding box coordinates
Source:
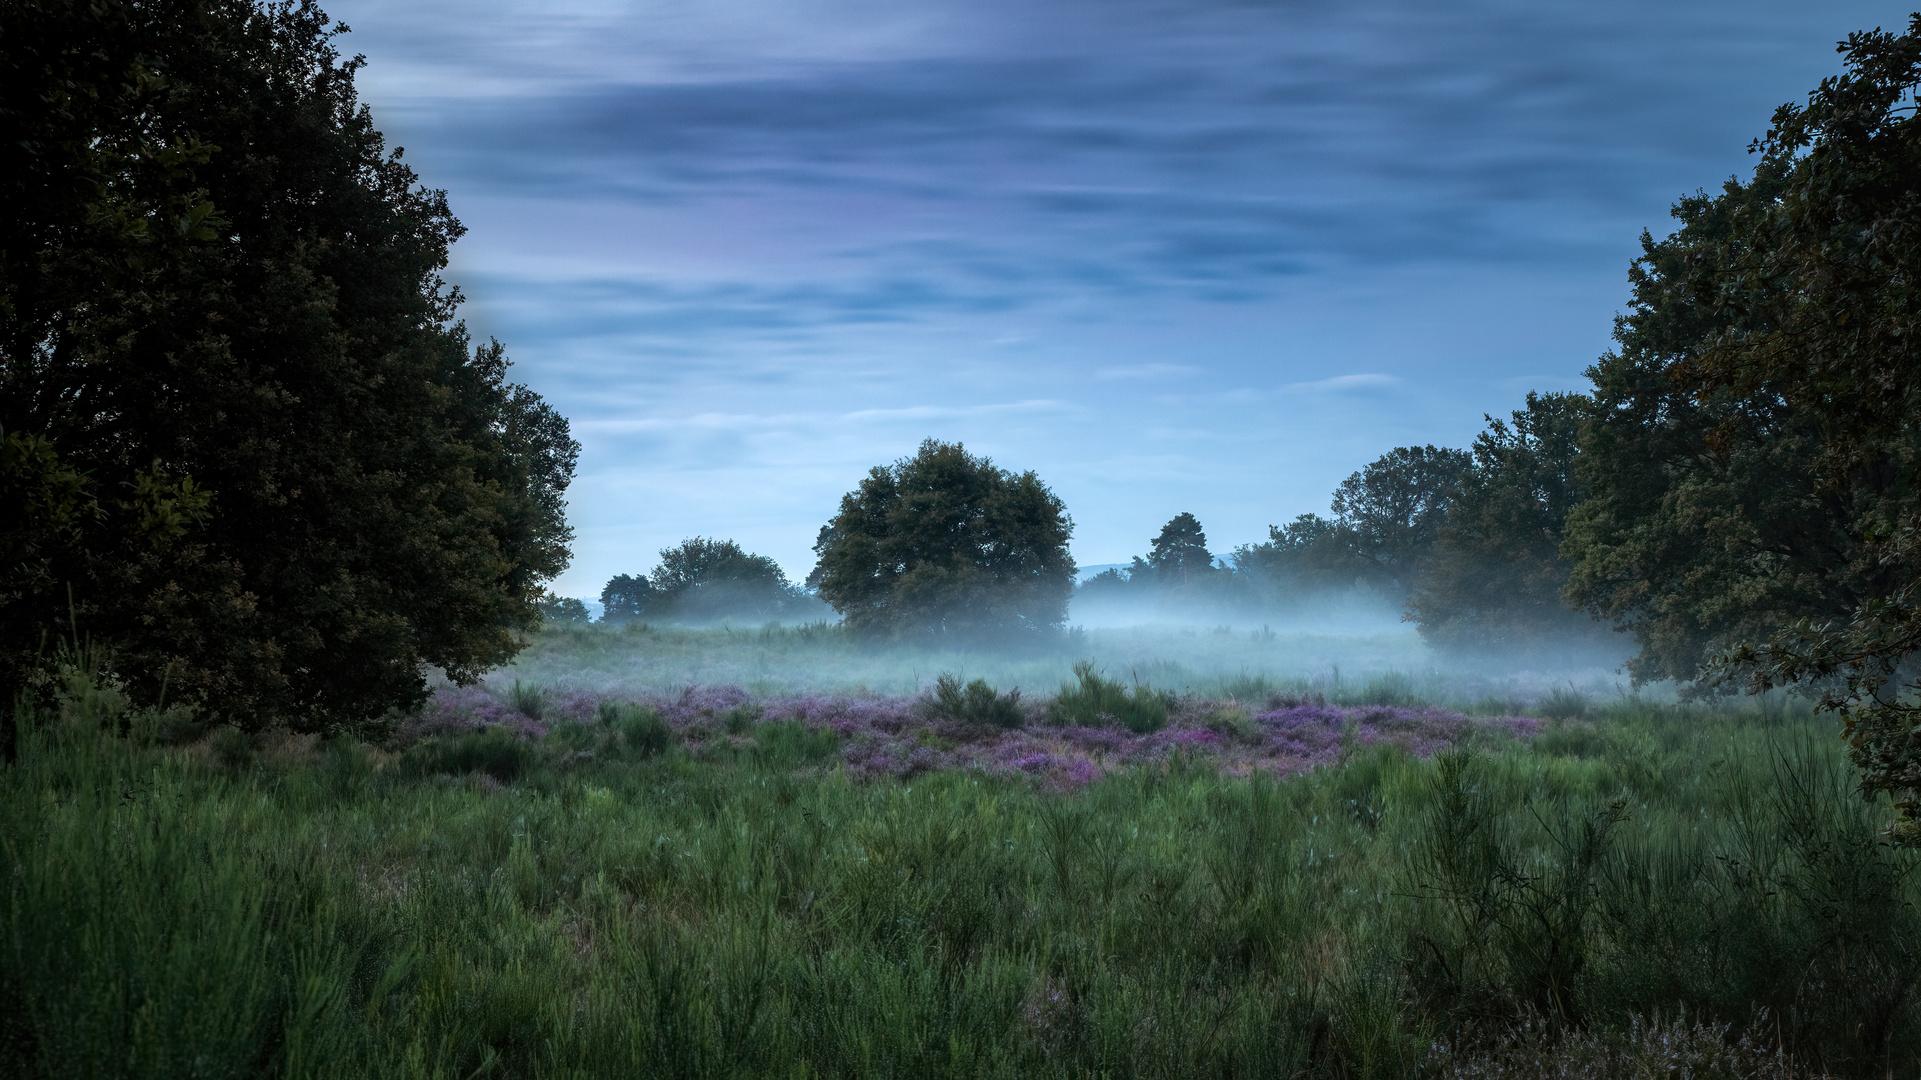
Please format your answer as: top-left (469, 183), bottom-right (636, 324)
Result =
top-left (414, 683), bottom-right (1539, 784)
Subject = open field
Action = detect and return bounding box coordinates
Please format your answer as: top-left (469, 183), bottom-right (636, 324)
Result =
top-left (491, 622), bottom-right (1633, 708)
top-left (4, 637), bottom-right (1913, 1079)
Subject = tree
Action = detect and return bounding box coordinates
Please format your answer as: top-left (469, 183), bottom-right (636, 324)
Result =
top-left (1618, 18), bottom-right (1921, 836)
top-left (1408, 393), bottom-right (1604, 655)
top-left (812, 440), bottom-right (1074, 640)
top-left (538, 593), bottom-right (590, 625)
top-left (1330, 445), bottom-right (1472, 593)
top-left (1232, 513), bottom-right (1356, 599)
top-left (599, 574), bottom-right (654, 622)
top-left (1557, 44), bottom-right (1907, 686)
top-left (1146, 513), bottom-right (1216, 587)
top-left (1, 0), bottom-right (577, 732)
top-left (645, 537), bottom-right (809, 622)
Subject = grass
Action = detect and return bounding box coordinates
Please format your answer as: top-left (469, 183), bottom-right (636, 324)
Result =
top-left (3, 671), bottom-right (1915, 1078)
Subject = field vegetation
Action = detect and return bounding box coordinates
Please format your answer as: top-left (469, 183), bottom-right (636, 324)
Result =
top-left (4, 641), bottom-right (1911, 1078)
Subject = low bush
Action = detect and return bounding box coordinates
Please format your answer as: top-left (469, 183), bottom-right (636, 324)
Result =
top-left (615, 704), bottom-right (673, 758)
top-left (506, 679), bottom-right (548, 721)
top-left (400, 726), bottom-right (536, 783)
top-left (922, 674), bottom-right (1026, 729)
top-left (1046, 661), bottom-right (1170, 733)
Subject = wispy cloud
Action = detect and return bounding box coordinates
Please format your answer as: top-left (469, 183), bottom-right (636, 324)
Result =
top-left (323, 0), bottom-right (1893, 589)
top-left (1286, 373), bottom-right (1404, 394)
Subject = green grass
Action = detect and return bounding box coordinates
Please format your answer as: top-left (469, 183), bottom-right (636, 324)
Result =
top-left (3, 688), bottom-right (1915, 1078)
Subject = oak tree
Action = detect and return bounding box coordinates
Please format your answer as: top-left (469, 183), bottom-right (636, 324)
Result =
top-left (812, 440), bottom-right (1074, 640)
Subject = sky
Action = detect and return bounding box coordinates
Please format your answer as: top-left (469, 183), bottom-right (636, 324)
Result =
top-left (323, 0), bottom-right (1907, 598)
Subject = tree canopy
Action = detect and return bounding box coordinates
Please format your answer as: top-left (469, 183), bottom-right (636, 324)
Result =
top-left (1408, 393), bottom-right (1601, 656)
top-left (812, 440), bottom-right (1074, 640)
top-left (1145, 513), bottom-right (1216, 587)
top-left (1587, 17), bottom-right (1921, 835)
top-left (641, 538), bottom-right (811, 623)
top-left (1, 0), bottom-right (576, 732)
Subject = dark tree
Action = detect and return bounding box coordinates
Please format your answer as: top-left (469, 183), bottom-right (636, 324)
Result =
top-left (538, 594), bottom-right (590, 626)
top-left (1407, 393), bottom-right (1602, 655)
top-left (599, 574), bottom-right (654, 622)
top-left (1579, 18), bottom-right (1921, 835)
top-left (1146, 513), bottom-right (1216, 586)
top-left (0, 0), bottom-right (577, 731)
top-left (1553, 33), bottom-right (1921, 689)
top-left (812, 440), bottom-right (1074, 640)
top-left (646, 537), bottom-right (808, 622)
top-left (1329, 445), bottom-right (1472, 593)
top-left (1231, 513), bottom-right (1355, 598)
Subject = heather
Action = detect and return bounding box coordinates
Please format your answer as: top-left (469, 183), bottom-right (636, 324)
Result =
top-left (415, 678), bottom-right (1539, 785)
top-left (5, 660), bottom-right (1917, 1079)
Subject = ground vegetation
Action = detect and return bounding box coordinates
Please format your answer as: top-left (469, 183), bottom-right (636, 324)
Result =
top-left (2, 666), bottom-right (1905, 1078)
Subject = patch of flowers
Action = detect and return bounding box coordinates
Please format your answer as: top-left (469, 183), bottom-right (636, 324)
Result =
top-left (414, 681), bottom-right (1540, 784)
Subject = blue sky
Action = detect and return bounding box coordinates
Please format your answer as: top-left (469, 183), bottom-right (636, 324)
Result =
top-left (325, 0), bottom-right (1904, 598)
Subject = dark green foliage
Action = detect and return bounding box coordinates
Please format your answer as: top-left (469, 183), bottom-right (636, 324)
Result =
top-left (722, 703), bottom-right (762, 735)
top-left (400, 727), bottom-right (536, 783)
top-left (605, 702), bottom-right (672, 758)
top-left (812, 440), bottom-right (1075, 640)
top-left (1555, 22), bottom-right (1921, 686)
top-left (0, 0), bottom-right (577, 732)
top-left (1331, 445), bottom-right (1473, 593)
top-left (1231, 512), bottom-right (1360, 598)
top-left (1407, 394), bottom-right (1604, 656)
top-left (1405, 749), bottom-right (1628, 1023)
top-left (1046, 661), bottom-right (1170, 733)
top-left (923, 673), bottom-right (1025, 729)
top-left (1145, 512), bottom-right (1217, 586)
top-left (1072, 513), bottom-right (1242, 616)
top-left (538, 593), bottom-right (591, 626)
top-left (641, 537), bottom-right (812, 623)
top-left (1665, 18), bottom-right (1921, 842)
top-left (506, 680), bottom-right (546, 721)
top-left (598, 573), bottom-right (654, 622)
top-left (1233, 446), bottom-right (1470, 603)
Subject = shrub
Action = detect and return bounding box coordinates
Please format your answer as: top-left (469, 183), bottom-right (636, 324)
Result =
top-left (400, 727), bottom-right (535, 783)
top-left (507, 680), bottom-right (547, 721)
top-left (614, 704), bottom-right (672, 758)
top-left (1537, 685), bottom-right (1589, 720)
top-left (723, 704), bottom-right (763, 736)
top-left (922, 674), bottom-right (1025, 729)
top-left (1046, 661), bottom-right (1169, 733)
top-left (208, 726), bottom-right (256, 770)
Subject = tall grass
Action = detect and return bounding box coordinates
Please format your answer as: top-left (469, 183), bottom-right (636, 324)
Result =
top-left (1, 681), bottom-right (1912, 1078)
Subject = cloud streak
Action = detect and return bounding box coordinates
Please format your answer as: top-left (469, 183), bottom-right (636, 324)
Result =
top-left (322, 0), bottom-right (1898, 586)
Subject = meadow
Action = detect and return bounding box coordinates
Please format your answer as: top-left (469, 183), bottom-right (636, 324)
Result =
top-left (3, 626), bottom-right (1915, 1078)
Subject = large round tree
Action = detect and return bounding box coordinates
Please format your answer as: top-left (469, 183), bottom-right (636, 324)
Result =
top-left (812, 440), bottom-right (1074, 640)
top-left (1, 0), bottom-right (577, 732)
